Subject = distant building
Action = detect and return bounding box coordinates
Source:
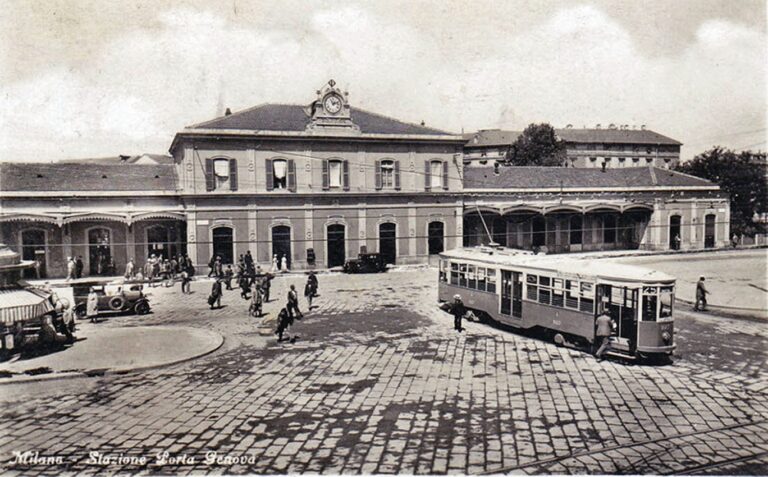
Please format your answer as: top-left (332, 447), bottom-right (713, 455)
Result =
top-left (464, 127), bottom-right (681, 169)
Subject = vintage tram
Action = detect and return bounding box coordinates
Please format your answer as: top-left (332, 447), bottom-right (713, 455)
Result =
top-left (438, 247), bottom-right (676, 359)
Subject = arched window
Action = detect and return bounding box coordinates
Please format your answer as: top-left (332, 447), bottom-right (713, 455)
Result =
top-left (213, 158), bottom-right (230, 189)
top-left (272, 159), bottom-right (287, 189)
top-left (212, 227), bottom-right (234, 264)
top-left (380, 160), bottom-right (395, 188)
top-left (428, 221), bottom-right (444, 255)
top-left (327, 224), bottom-right (346, 267)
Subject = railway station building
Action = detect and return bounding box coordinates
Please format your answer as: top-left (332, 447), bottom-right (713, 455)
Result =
top-left (0, 81), bottom-right (730, 277)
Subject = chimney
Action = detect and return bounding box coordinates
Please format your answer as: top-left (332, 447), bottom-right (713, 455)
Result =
top-left (225, 108), bottom-right (232, 116)
top-left (420, 120), bottom-right (425, 126)
top-left (601, 162), bottom-right (607, 172)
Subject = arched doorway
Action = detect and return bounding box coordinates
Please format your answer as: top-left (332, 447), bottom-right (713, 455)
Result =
top-left (428, 221), bottom-right (444, 255)
top-left (88, 228), bottom-right (112, 275)
top-left (669, 215), bottom-right (681, 249)
top-left (147, 225), bottom-right (170, 260)
top-left (212, 227), bottom-right (234, 264)
top-left (21, 229), bottom-right (46, 278)
top-left (327, 224), bottom-right (346, 268)
top-left (271, 225), bottom-right (291, 268)
top-left (704, 214), bottom-right (716, 248)
top-left (379, 223), bottom-right (397, 265)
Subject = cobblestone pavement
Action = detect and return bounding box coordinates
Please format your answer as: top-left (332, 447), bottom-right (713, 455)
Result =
top-left (0, 269), bottom-right (766, 475)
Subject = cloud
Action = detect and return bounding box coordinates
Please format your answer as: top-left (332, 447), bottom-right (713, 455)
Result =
top-left (0, 3), bottom-right (764, 161)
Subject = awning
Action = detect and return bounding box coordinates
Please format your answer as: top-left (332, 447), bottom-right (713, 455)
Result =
top-left (464, 199), bottom-right (654, 215)
top-left (0, 287), bottom-right (53, 324)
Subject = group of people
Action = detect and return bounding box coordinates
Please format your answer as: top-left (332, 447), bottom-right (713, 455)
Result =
top-left (65, 256), bottom-right (84, 281)
top-left (124, 254), bottom-right (195, 288)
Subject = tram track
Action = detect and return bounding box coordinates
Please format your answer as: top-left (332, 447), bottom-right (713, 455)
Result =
top-left (669, 450), bottom-right (768, 475)
top-left (481, 419), bottom-right (768, 475)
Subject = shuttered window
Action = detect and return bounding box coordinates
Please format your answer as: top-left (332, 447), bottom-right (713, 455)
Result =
top-left (205, 158), bottom-right (237, 191)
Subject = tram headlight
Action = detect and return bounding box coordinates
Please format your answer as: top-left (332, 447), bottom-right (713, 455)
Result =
top-left (662, 331), bottom-right (672, 343)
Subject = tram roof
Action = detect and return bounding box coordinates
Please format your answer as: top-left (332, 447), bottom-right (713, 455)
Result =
top-left (440, 247), bottom-right (675, 284)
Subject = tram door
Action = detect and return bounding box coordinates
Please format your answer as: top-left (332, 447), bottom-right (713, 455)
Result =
top-left (596, 284), bottom-right (638, 351)
top-left (501, 270), bottom-right (522, 318)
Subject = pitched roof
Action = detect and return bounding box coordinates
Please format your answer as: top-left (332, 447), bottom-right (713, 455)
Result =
top-left (0, 163), bottom-right (178, 192)
top-left (58, 153), bottom-right (174, 165)
top-left (465, 128), bottom-right (682, 147)
top-left (188, 104), bottom-right (453, 136)
top-left (463, 166), bottom-right (716, 190)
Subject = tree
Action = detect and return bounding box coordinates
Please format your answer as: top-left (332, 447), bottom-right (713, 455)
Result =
top-left (675, 147), bottom-right (767, 236)
top-left (505, 123), bottom-right (566, 166)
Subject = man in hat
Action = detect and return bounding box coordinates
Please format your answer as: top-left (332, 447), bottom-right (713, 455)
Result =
top-left (694, 276), bottom-right (710, 311)
top-left (446, 294), bottom-right (467, 332)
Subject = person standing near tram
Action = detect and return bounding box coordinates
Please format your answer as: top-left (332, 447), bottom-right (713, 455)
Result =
top-left (594, 309), bottom-right (615, 361)
top-left (694, 276), bottom-right (710, 312)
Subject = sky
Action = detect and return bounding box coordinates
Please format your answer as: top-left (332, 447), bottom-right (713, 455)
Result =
top-left (0, 0), bottom-right (765, 162)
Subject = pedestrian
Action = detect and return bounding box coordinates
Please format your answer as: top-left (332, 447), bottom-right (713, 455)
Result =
top-left (304, 274), bottom-right (316, 309)
top-left (594, 309), bottom-right (615, 361)
top-left (125, 258), bottom-right (135, 279)
top-left (66, 257), bottom-right (76, 281)
top-left (275, 307), bottom-right (293, 342)
top-left (287, 284), bottom-right (303, 319)
top-left (732, 234), bottom-right (739, 248)
top-left (272, 254), bottom-right (278, 273)
top-left (209, 279), bottom-right (223, 309)
top-left (244, 250), bottom-right (254, 271)
top-left (250, 286), bottom-right (263, 317)
top-left (75, 256), bottom-right (84, 279)
top-left (213, 256), bottom-right (223, 278)
top-left (86, 287), bottom-right (99, 323)
top-left (673, 233), bottom-right (681, 250)
top-left (308, 271), bottom-right (318, 297)
top-left (239, 273), bottom-right (251, 300)
top-left (281, 254), bottom-right (289, 271)
top-left (694, 276), bottom-right (710, 311)
top-left (262, 274), bottom-right (272, 302)
top-left (224, 265), bottom-right (234, 290)
top-left (208, 255), bottom-right (216, 277)
top-left (180, 268), bottom-right (191, 294)
top-left (445, 294), bottom-right (466, 332)
top-left (33, 258), bottom-right (41, 279)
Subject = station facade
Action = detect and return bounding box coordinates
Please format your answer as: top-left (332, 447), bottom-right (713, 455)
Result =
top-left (0, 81), bottom-right (730, 278)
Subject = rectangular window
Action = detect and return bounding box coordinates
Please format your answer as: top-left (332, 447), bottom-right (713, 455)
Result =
top-left (450, 262), bottom-right (459, 285)
top-left (526, 274), bottom-right (537, 301)
top-left (467, 265), bottom-right (477, 289)
top-left (381, 161), bottom-right (394, 188)
top-left (273, 160), bottom-right (287, 189)
top-left (643, 294), bottom-right (657, 322)
top-left (486, 268), bottom-right (496, 293)
top-left (459, 264), bottom-right (467, 288)
top-left (439, 260), bottom-right (447, 283)
top-left (430, 161), bottom-right (443, 188)
top-left (552, 278), bottom-right (564, 307)
top-left (476, 267), bottom-right (486, 292)
top-left (579, 282), bottom-right (594, 313)
top-left (329, 161), bottom-right (342, 188)
top-left (659, 287), bottom-right (674, 320)
top-left (565, 280), bottom-right (579, 309)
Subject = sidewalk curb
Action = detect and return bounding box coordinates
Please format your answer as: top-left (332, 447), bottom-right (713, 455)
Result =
top-left (0, 328), bottom-right (225, 386)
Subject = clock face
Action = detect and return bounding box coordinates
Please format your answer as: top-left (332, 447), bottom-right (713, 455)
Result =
top-left (324, 95), bottom-right (342, 114)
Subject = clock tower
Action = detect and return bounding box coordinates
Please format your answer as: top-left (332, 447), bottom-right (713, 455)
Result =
top-left (306, 79), bottom-right (360, 134)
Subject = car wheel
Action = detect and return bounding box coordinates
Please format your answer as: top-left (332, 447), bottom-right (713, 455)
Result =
top-left (135, 302), bottom-right (150, 315)
top-left (108, 296), bottom-right (125, 311)
top-left (74, 306), bottom-right (87, 320)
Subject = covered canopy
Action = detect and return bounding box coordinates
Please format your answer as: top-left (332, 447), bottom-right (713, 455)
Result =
top-left (0, 286), bottom-right (53, 324)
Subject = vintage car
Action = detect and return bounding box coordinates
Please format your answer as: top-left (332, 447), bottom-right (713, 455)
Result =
top-left (343, 253), bottom-right (387, 274)
top-left (72, 280), bottom-right (150, 318)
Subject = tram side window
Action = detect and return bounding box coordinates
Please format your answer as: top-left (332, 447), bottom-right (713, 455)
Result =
top-left (580, 282), bottom-right (594, 313)
top-left (468, 265), bottom-right (477, 289)
top-left (565, 280), bottom-right (579, 309)
top-left (643, 294), bottom-right (657, 322)
top-left (538, 276), bottom-right (551, 305)
top-left (552, 278), bottom-right (564, 307)
top-left (526, 274), bottom-right (538, 300)
top-left (450, 263), bottom-right (459, 285)
top-left (439, 260), bottom-right (447, 282)
top-left (459, 264), bottom-right (468, 287)
top-left (476, 267), bottom-right (486, 291)
top-left (660, 287), bottom-right (674, 319)
top-left (486, 269), bottom-right (496, 293)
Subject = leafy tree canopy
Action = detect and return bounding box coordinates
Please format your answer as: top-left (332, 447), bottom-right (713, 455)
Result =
top-left (505, 123), bottom-right (566, 167)
top-left (675, 146), bottom-right (767, 236)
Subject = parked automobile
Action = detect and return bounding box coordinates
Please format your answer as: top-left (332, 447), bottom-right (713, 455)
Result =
top-left (72, 281), bottom-right (150, 318)
top-left (343, 253), bottom-right (387, 274)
